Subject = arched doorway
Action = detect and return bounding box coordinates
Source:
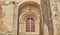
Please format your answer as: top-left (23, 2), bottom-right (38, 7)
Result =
top-left (17, 1), bottom-right (52, 35)
top-left (18, 4), bottom-right (41, 35)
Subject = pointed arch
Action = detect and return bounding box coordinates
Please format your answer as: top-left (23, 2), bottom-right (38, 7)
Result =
top-left (18, 1), bottom-right (42, 35)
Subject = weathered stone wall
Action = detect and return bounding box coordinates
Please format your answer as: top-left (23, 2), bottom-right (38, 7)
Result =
top-left (0, 0), bottom-right (14, 35)
top-left (0, 0), bottom-right (60, 35)
top-left (50, 0), bottom-right (60, 35)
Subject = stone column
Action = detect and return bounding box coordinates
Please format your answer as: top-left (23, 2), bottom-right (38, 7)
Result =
top-left (41, 0), bottom-right (53, 35)
top-left (13, 2), bottom-right (18, 35)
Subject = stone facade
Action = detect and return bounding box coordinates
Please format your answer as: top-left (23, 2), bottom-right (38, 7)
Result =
top-left (0, 0), bottom-right (60, 35)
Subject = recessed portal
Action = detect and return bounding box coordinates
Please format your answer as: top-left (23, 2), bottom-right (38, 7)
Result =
top-left (18, 4), bottom-right (41, 35)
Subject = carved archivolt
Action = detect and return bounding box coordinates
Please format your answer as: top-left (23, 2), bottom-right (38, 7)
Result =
top-left (18, 2), bottom-right (41, 34)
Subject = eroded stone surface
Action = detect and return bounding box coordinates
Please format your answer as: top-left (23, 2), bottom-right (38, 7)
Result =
top-left (0, 0), bottom-right (60, 35)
